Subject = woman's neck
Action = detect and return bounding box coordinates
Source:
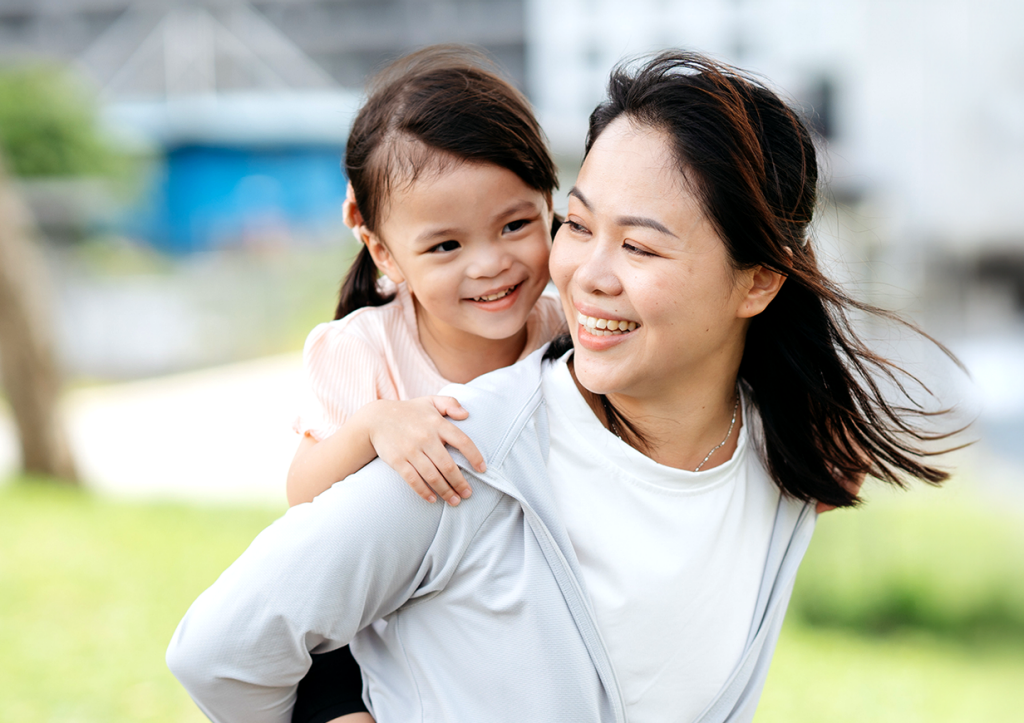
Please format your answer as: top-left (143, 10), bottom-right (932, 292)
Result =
top-left (569, 361), bottom-right (744, 472)
top-left (415, 302), bottom-right (528, 384)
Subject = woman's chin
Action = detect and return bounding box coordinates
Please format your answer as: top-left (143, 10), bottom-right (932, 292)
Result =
top-left (571, 355), bottom-right (627, 397)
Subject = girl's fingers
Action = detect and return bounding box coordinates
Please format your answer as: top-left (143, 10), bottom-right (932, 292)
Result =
top-left (411, 451), bottom-right (461, 507)
top-left (395, 461), bottom-right (437, 504)
top-left (425, 440), bottom-right (473, 502)
top-left (440, 423), bottom-right (486, 474)
top-left (431, 395), bottom-right (469, 420)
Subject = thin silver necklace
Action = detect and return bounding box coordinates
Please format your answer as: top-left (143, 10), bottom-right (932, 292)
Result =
top-left (693, 393), bottom-right (740, 472)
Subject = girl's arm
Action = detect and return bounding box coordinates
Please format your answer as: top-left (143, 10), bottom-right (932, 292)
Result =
top-left (286, 396), bottom-right (486, 507)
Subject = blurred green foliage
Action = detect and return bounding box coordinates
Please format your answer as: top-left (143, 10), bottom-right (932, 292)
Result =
top-left (790, 481), bottom-right (1024, 641)
top-left (0, 65), bottom-right (122, 178)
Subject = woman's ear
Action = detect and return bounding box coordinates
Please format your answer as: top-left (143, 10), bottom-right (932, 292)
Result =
top-left (737, 265), bottom-right (786, 319)
top-left (364, 232), bottom-right (405, 285)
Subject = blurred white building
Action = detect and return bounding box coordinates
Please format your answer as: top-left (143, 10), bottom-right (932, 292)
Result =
top-left (527, 0), bottom-right (1024, 331)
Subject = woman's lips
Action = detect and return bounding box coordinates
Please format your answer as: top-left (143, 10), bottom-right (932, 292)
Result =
top-left (574, 309), bottom-right (641, 351)
top-left (575, 311), bottom-right (638, 336)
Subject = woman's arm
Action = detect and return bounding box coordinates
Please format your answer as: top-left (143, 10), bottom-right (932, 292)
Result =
top-left (286, 396), bottom-right (486, 507)
top-left (168, 458), bottom-right (495, 723)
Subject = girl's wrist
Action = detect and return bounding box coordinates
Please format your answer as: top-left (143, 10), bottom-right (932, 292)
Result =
top-left (352, 399), bottom-right (387, 447)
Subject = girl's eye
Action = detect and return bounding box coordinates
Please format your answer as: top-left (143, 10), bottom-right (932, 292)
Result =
top-left (429, 240), bottom-right (461, 253)
top-left (502, 219), bottom-right (530, 234)
top-left (564, 220), bottom-right (589, 235)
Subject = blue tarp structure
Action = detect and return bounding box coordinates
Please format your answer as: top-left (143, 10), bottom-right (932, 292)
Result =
top-left (130, 142), bottom-right (347, 253)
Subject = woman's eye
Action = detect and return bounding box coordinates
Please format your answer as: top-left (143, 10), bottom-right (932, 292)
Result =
top-left (623, 242), bottom-right (654, 257)
top-left (502, 219), bottom-right (530, 234)
top-left (564, 220), bottom-right (589, 235)
top-left (429, 240), bottom-right (461, 253)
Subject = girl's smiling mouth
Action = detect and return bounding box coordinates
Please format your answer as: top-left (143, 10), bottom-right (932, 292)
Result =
top-left (468, 282), bottom-right (521, 303)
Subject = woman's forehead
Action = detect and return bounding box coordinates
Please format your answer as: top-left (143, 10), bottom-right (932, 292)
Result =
top-left (575, 120), bottom-right (698, 221)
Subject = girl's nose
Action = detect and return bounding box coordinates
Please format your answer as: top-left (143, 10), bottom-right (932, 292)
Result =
top-left (466, 243), bottom-right (513, 279)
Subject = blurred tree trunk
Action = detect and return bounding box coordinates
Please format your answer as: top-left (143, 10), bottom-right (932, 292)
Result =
top-left (0, 150), bottom-right (77, 482)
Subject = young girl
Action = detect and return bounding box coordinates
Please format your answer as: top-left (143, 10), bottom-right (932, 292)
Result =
top-left (285, 46), bottom-right (565, 723)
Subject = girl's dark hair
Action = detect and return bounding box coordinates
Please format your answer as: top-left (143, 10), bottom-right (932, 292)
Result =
top-left (547, 51), bottom-right (960, 507)
top-left (335, 45), bottom-right (558, 320)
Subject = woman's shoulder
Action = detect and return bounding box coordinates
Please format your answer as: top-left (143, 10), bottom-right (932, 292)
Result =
top-left (439, 349), bottom-right (549, 456)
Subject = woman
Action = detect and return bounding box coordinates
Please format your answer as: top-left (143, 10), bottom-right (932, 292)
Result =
top-left (168, 52), bottom-right (952, 723)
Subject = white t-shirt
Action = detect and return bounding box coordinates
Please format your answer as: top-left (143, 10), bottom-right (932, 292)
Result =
top-left (542, 358), bottom-right (780, 723)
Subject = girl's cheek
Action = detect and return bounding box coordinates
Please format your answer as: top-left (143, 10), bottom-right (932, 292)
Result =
top-left (548, 238), bottom-right (574, 294)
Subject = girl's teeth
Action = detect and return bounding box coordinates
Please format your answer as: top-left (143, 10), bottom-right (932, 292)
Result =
top-left (474, 285), bottom-right (515, 302)
top-left (576, 312), bottom-right (638, 335)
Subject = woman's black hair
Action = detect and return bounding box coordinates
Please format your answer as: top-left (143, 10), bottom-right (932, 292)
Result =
top-left (335, 45), bottom-right (558, 320)
top-left (547, 51), bottom-right (961, 507)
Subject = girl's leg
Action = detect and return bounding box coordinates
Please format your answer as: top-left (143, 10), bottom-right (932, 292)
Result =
top-left (292, 645), bottom-right (373, 723)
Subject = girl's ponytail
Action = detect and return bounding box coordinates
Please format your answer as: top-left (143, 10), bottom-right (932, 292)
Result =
top-left (334, 245), bottom-right (394, 320)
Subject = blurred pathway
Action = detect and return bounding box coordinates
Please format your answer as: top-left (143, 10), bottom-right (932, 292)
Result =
top-left (0, 354), bottom-right (302, 506)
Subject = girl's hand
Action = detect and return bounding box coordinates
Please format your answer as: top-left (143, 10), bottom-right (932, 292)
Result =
top-left (360, 396), bottom-right (486, 506)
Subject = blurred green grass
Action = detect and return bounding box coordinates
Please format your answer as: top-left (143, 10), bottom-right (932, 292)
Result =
top-left (790, 480), bottom-right (1024, 639)
top-left (2, 477), bottom-right (1022, 722)
top-left (0, 481), bottom-right (282, 722)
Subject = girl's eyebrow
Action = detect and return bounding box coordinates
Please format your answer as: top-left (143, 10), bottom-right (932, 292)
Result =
top-left (414, 199), bottom-right (542, 246)
top-left (568, 186), bottom-right (678, 239)
top-left (414, 226), bottom-right (461, 246)
top-left (493, 200), bottom-right (541, 220)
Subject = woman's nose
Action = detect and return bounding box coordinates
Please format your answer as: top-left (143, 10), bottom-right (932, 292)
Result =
top-left (574, 238), bottom-right (623, 297)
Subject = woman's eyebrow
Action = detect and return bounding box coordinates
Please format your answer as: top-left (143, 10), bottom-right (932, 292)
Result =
top-left (569, 186), bottom-right (678, 238)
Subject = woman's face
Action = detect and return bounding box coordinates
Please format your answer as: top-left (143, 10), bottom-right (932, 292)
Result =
top-left (550, 117), bottom-right (777, 403)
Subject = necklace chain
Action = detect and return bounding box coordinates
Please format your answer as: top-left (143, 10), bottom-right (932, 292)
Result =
top-left (693, 392), bottom-right (740, 473)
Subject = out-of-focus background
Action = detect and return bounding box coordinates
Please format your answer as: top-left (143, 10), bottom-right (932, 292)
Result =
top-left (0, 1), bottom-right (1021, 721)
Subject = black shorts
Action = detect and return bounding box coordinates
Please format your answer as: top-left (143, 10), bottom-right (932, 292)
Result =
top-left (291, 644), bottom-right (369, 723)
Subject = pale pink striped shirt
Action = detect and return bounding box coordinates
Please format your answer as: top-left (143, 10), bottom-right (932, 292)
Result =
top-left (293, 282), bottom-right (566, 441)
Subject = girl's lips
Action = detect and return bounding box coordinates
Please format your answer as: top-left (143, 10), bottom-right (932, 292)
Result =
top-left (464, 282), bottom-right (523, 312)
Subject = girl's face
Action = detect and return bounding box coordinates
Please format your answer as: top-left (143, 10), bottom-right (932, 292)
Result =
top-left (367, 160), bottom-right (552, 348)
top-left (550, 117), bottom-right (782, 403)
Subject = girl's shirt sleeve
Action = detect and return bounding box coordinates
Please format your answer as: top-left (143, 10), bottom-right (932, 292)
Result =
top-left (520, 291), bottom-right (569, 357)
top-left (292, 321), bottom-right (396, 441)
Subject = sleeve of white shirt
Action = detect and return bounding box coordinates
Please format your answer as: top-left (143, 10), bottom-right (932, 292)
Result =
top-left (166, 459), bottom-right (463, 723)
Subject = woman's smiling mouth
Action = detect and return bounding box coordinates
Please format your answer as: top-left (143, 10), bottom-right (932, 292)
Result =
top-left (576, 311), bottom-right (639, 336)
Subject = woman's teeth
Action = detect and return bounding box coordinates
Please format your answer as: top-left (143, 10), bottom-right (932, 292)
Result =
top-left (577, 312), bottom-right (638, 336)
top-left (472, 285), bottom-right (517, 302)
